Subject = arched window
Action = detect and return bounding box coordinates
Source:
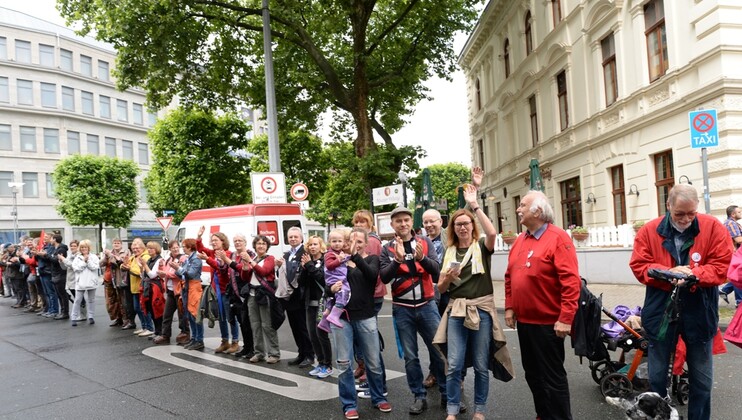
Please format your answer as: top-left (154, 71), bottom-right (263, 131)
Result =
top-left (503, 39), bottom-right (510, 78)
top-left (525, 11), bottom-right (533, 55)
top-left (475, 78), bottom-right (481, 110)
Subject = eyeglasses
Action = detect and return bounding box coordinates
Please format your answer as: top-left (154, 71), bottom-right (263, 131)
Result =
top-left (454, 221), bottom-right (472, 228)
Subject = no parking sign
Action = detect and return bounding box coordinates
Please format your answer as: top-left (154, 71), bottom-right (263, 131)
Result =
top-left (689, 109), bottom-right (718, 148)
top-left (250, 172), bottom-right (287, 203)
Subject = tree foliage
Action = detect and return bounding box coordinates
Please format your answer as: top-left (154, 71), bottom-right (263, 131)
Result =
top-left (306, 142), bottom-right (424, 225)
top-left (53, 155), bottom-right (140, 228)
top-left (409, 162), bottom-right (470, 216)
top-left (58, 0), bottom-right (480, 163)
top-left (144, 108), bottom-right (252, 223)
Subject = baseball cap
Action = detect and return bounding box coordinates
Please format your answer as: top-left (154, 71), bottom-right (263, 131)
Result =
top-left (390, 206), bottom-right (413, 219)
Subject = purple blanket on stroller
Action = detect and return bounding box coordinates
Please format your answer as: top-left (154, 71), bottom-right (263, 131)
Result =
top-left (601, 305), bottom-right (642, 338)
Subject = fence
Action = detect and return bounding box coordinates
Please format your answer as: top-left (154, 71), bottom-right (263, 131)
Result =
top-left (493, 223), bottom-right (637, 252)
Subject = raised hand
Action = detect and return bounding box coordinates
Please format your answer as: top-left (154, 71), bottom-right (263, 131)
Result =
top-left (394, 236), bottom-right (405, 262)
top-left (197, 252), bottom-right (208, 261)
top-left (463, 184), bottom-right (478, 206)
top-left (414, 240), bottom-right (424, 261)
top-left (197, 225), bottom-right (205, 238)
top-left (301, 253), bottom-right (310, 265)
top-left (471, 166), bottom-right (484, 188)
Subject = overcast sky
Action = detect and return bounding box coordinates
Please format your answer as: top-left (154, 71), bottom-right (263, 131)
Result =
top-left (1, 0), bottom-right (472, 169)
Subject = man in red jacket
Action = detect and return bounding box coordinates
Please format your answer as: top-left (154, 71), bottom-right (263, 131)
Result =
top-left (630, 184), bottom-right (732, 420)
top-left (504, 190), bottom-right (581, 420)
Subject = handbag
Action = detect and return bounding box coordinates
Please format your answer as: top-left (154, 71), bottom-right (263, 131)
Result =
top-left (269, 294), bottom-right (286, 330)
top-left (723, 306), bottom-right (742, 349)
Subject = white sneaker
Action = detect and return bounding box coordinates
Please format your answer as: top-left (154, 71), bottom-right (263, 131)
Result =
top-left (133, 329), bottom-right (144, 335)
top-left (316, 366), bottom-right (333, 379)
top-left (308, 366), bottom-right (322, 376)
top-left (358, 389), bottom-right (388, 399)
top-left (138, 330), bottom-right (154, 337)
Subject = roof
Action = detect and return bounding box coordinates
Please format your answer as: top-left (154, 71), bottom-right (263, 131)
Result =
top-left (181, 204), bottom-right (303, 221)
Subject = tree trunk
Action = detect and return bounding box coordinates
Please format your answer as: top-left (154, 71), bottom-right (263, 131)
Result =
top-left (98, 222), bottom-right (104, 253)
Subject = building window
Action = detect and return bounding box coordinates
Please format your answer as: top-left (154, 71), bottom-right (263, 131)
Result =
top-left (0, 172), bottom-right (13, 196)
top-left (644, 0), bottom-right (668, 82)
top-left (67, 131), bottom-right (80, 155)
top-left (133, 103), bottom-right (144, 125)
top-left (0, 77), bottom-right (8, 102)
top-left (139, 180), bottom-right (147, 201)
top-left (122, 140), bottom-right (133, 160)
top-left (44, 128), bottom-right (60, 154)
top-left (87, 134), bottom-right (99, 155)
top-left (39, 44), bottom-right (55, 67)
top-left (529, 95), bottom-right (539, 147)
top-left (0, 37), bottom-right (6, 59)
top-left (0, 124), bottom-right (11, 150)
top-left (525, 11), bottom-right (533, 56)
top-left (503, 39), bottom-right (510, 78)
top-left (81, 91), bottom-right (94, 115)
top-left (654, 149), bottom-right (674, 214)
top-left (117, 99), bottom-right (128, 122)
top-left (41, 83), bottom-right (56, 108)
top-left (17, 79), bottom-right (33, 105)
top-left (80, 54), bottom-right (92, 77)
top-left (513, 195), bottom-right (522, 234)
top-left (610, 165), bottom-right (626, 225)
top-left (556, 70), bottom-right (569, 131)
top-left (62, 86), bottom-right (74, 111)
top-left (46, 173), bottom-right (56, 198)
top-left (602, 33), bottom-right (618, 106)
top-left (147, 111), bottom-right (157, 127)
top-left (105, 137), bottom-right (116, 157)
top-left (100, 95), bottom-right (111, 118)
top-left (477, 138), bottom-right (485, 170)
top-left (22, 172), bottom-right (39, 197)
top-left (475, 78), bottom-right (481, 111)
top-left (15, 40), bottom-right (31, 63)
top-left (138, 142), bottom-right (149, 165)
top-left (60, 48), bottom-right (73, 71)
top-left (560, 176), bottom-right (582, 228)
top-left (552, 0), bottom-right (562, 28)
top-left (495, 202), bottom-right (503, 234)
top-left (98, 60), bottom-right (109, 81)
top-left (20, 126), bottom-right (36, 152)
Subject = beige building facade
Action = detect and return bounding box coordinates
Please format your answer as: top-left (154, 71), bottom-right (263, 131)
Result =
top-left (0, 8), bottom-right (160, 247)
top-left (459, 0), bottom-right (742, 234)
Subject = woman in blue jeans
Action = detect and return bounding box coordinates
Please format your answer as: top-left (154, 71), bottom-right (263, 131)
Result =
top-left (436, 181), bottom-right (498, 420)
top-left (330, 228), bottom-right (391, 420)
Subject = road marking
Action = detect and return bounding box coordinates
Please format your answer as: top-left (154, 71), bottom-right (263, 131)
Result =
top-left (142, 337), bottom-right (404, 401)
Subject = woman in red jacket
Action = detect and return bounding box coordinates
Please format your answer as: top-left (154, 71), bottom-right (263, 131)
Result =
top-left (244, 235), bottom-right (279, 364)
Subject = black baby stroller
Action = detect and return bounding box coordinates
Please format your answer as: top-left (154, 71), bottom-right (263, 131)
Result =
top-left (573, 272), bottom-right (690, 405)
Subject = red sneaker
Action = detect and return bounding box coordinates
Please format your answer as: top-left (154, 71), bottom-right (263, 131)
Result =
top-left (376, 402), bottom-right (392, 413)
top-left (344, 409), bottom-right (359, 419)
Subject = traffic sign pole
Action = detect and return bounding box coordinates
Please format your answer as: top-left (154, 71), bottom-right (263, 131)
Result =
top-left (702, 148), bottom-right (710, 213)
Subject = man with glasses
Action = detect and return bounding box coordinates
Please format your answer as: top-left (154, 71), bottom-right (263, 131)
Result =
top-left (630, 184), bottom-right (732, 420)
top-left (380, 206), bottom-right (444, 415)
top-left (504, 190), bottom-right (581, 420)
top-left (421, 208), bottom-right (446, 389)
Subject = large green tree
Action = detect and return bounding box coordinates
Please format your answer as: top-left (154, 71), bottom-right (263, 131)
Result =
top-left (144, 108), bottom-right (252, 223)
top-left (58, 0), bottom-right (480, 164)
top-left (53, 155), bottom-right (140, 246)
top-left (409, 162), bottom-right (470, 216)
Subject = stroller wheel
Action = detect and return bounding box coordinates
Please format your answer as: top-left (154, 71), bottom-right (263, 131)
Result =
top-left (591, 361), bottom-right (616, 385)
top-left (600, 373), bottom-right (633, 398)
top-left (676, 381), bottom-right (689, 405)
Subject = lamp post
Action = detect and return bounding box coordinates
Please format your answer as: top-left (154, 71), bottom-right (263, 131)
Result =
top-left (8, 182), bottom-right (24, 244)
top-left (398, 170), bottom-right (408, 207)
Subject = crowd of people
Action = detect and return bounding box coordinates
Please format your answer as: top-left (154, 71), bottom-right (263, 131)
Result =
top-left (1, 168), bottom-right (739, 420)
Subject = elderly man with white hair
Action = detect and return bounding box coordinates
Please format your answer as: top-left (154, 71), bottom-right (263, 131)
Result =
top-left (504, 190), bottom-right (581, 420)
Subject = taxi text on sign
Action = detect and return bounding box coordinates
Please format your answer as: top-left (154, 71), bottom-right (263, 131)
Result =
top-left (689, 109), bottom-right (719, 149)
top-left (372, 184), bottom-right (403, 207)
top-left (250, 172), bottom-right (287, 204)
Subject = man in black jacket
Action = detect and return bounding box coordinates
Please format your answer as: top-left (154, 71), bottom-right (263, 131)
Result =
top-left (48, 234), bottom-right (69, 320)
top-left (277, 226), bottom-right (314, 368)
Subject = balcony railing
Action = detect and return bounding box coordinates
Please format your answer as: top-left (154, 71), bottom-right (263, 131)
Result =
top-left (494, 223), bottom-right (637, 251)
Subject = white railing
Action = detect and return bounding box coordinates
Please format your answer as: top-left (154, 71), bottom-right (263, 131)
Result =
top-left (494, 223), bottom-right (637, 252)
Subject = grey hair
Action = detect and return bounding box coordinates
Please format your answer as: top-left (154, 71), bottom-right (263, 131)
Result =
top-left (422, 209), bottom-right (441, 220)
top-left (667, 184), bottom-right (699, 208)
top-left (233, 233), bottom-right (247, 243)
top-left (528, 190), bottom-right (555, 223)
top-left (287, 226), bottom-right (303, 235)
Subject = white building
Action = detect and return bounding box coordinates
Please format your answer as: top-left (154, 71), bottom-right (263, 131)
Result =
top-left (459, 0), bottom-right (742, 234)
top-left (0, 7), bottom-right (161, 247)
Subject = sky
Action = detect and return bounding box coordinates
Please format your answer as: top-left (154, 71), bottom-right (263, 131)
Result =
top-left (1, 0), bottom-right (472, 169)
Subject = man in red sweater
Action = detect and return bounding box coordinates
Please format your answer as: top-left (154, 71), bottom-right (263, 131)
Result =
top-left (504, 190), bottom-right (581, 420)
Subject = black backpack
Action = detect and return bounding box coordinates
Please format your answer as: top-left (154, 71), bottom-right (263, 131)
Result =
top-left (571, 278), bottom-right (609, 362)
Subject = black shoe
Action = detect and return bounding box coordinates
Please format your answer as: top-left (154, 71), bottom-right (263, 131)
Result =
top-left (721, 291), bottom-right (730, 304)
top-left (298, 357), bottom-right (315, 368)
top-left (409, 399), bottom-right (427, 415)
top-left (88, 318), bottom-right (95, 325)
top-left (54, 314), bottom-right (69, 320)
top-left (288, 355), bottom-right (304, 366)
top-left (234, 348), bottom-right (251, 357)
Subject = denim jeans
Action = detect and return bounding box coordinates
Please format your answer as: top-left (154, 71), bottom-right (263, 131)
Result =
top-left (721, 282), bottom-right (742, 305)
top-left (218, 296), bottom-right (239, 341)
top-left (331, 316), bottom-right (387, 412)
top-left (132, 293), bottom-right (153, 331)
top-left (393, 300), bottom-right (446, 400)
top-left (40, 274), bottom-right (59, 314)
top-left (446, 309), bottom-right (492, 415)
top-left (648, 335), bottom-right (713, 420)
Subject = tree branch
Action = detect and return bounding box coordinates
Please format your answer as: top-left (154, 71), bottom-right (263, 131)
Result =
top-left (365, 0), bottom-right (420, 56)
top-left (368, 27), bottom-right (426, 89)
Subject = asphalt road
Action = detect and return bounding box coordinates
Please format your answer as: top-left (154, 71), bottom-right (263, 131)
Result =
top-left (1, 291), bottom-right (740, 419)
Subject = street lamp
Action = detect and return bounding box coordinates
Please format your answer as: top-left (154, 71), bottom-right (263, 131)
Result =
top-left (398, 170), bottom-right (408, 207)
top-left (8, 182), bottom-right (24, 244)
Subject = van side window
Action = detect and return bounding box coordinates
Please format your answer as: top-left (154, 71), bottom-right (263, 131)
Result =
top-left (176, 228), bottom-right (186, 243)
top-left (282, 220), bottom-right (302, 243)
